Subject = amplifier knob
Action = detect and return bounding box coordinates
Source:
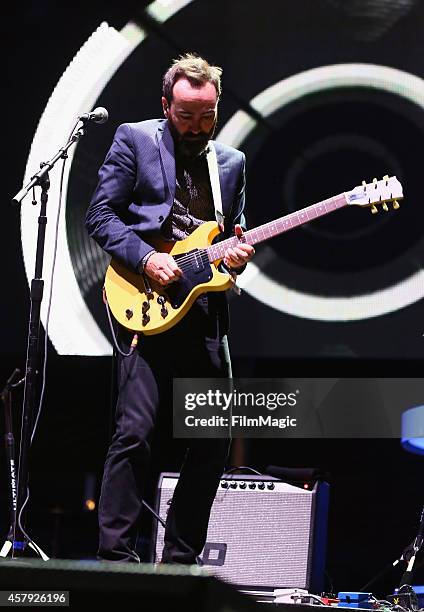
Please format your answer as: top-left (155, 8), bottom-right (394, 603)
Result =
top-left (229, 481), bottom-right (237, 489)
top-left (221, 481), bottom-right (228, 488)
top-left (248, 483), bottom-right (256, 489)
top-left (267, 482), bottom-right (275, 490)
top-left (239, 481), bottom-right (246, 489)
top-left (258, 482), bottom-right (265, 490)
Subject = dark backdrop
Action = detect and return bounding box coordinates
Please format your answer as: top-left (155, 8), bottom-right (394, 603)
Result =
top-left (2, 0), bottom-right (424, 597)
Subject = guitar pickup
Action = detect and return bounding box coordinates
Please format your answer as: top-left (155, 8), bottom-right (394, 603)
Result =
top-left (193, 251), bottom-right (205, 273)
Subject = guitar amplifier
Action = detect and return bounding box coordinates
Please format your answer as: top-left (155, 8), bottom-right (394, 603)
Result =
top-left (152, 473), bottom-right (329, 592)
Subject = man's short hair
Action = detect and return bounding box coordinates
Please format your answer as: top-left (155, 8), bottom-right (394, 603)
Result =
top-left (163, 53), bottom-right (222, 103)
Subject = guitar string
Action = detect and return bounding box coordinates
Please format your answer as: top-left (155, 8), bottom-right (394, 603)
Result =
top-left (172, 235), bottom-right (252, 267)
top-left (168, 230), bottom-right (259, 270)
top-left (146, 192), bottom-right (395, 292)
top-left (171, 225), bottom-right (271, 267)
top-left (171, 204), bottom-right (334, 267)
top-left (167, 204), bottom-right (331, 267)
top-left (161, 195), bottom-right (348, 269)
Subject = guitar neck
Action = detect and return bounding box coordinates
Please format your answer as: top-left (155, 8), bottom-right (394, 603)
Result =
top-left (206, 193), bottom-right (348, 263)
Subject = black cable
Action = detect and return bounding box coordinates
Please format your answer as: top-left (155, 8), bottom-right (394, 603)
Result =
top-left (225, 465), bottom-right (263, 476)
top-left (104, 299), bottom-right (138, 357)
top-left (324, 570), bottom-right (335, 596)
top-left (11, 378), bottom-right (25, 389)
top-left (141, 498), bottom-right (202, 566)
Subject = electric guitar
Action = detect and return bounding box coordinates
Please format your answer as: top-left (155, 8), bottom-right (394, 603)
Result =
top-left (104, 175), bottom-right (403, 335)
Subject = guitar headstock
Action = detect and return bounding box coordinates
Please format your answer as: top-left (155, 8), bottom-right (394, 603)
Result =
top-left (346, 175), bottom-right (404, 213)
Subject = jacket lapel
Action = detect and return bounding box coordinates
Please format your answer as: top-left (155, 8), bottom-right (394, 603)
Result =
top-left (157, 120), bottom-right (176, 207)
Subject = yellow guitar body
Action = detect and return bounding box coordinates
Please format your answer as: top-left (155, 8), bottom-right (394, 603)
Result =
top-left (104, 221), bottom-right (234, 334)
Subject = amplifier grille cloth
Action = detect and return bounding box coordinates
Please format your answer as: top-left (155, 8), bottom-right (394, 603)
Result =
top-left (154, 478), bottom-right (315, 589)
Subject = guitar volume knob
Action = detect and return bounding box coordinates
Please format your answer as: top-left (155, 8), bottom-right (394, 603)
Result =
top-left (125, 309), bottom-right (133, 320)
top-left (161, 307), bottom-right (168, 319)
top-left (142, 313), bottom-right (150, 326)
top-left (142, 301), bottom-right (150, 314)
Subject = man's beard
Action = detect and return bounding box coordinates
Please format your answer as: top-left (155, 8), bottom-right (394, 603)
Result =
top-left (168, 117), bottom-right (216, 158)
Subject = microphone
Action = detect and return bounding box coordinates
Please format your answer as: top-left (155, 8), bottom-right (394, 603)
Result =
top-left (11, 108), bottom-right (109, 206)
top-left (78, 107), bottom-right (109, 124)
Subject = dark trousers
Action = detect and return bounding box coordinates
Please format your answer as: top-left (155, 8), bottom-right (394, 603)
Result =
top-left (98, 300), bottom-right (231, 563)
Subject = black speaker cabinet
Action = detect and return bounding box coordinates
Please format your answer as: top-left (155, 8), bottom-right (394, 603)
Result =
top-left (153, 473), bottom-right (329, 593)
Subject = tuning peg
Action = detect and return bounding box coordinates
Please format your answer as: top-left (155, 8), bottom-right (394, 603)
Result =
top-left (382, 203), bottom-right (388, 211)
top-left (383, 174), bottom-right (389, 180)
top-left (393, 200), bottom-right (400, 209)
top-left (362, 180), bottom-right (366, 191)
top-left (371, 205), bottom-right (378, 214)
top-left (373, 178), bottom-right (377, 188)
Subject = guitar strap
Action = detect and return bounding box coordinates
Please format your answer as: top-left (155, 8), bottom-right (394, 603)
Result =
top-left (206, 141), bottom-right (225, 230)
top-left (206, 141), bottom-right (241, 295)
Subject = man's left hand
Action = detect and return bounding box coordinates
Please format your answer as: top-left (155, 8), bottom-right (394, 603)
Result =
top-left (223, 224), bottom-right (255, 270)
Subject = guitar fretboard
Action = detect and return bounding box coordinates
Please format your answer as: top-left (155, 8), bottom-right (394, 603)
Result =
top-left (206, 193), bottom-right (348, 263)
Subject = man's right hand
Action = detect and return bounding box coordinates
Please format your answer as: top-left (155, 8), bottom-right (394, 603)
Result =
top-left (144, 252), bottom-right (183, 286)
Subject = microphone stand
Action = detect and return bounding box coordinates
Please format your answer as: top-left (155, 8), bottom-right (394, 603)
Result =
top-left (360, 540), bottom-right (415, 593)
top-left (397, 505), bottom-right (424, 590)
top-left (360, 505), bottom-right (424, 609)
top-left (10, 122), bottom-right (88, 559)
top-left (0, 369), bottom-right (24, 557)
